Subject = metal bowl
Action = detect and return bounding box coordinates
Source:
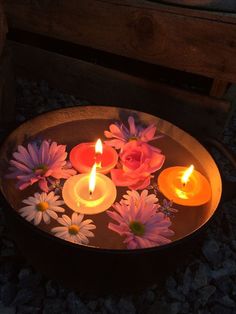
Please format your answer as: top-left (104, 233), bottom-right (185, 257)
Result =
top-left (0, 106), bottom-right (222, 292)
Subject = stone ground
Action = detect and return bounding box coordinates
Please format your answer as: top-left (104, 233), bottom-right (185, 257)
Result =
top-left (0, 78), bottom-right (235, 314)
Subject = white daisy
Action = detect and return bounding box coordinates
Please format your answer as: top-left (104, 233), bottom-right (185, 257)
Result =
top-left (51, 213), bottom-right (96, 245)
top-left (122, 189), bottom-right (159, 209)
top-left (19, 191), bottom-right (65, 225)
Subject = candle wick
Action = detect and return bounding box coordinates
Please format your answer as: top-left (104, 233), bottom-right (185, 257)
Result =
top-left (89, 191), bottom-right (93, 199)
top-left (183, 182), bottom-right (186, 188)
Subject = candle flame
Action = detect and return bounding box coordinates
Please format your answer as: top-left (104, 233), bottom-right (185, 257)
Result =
top-left (95, 139), bottom-right (103, 154)
top-left (89, 163), bottom-right (97, 195)
top-left (181, 165), bottom-right (194, 185)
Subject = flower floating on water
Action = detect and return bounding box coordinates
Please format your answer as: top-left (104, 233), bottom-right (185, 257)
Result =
top-left (51, 213), bottom-right (96, 245)
top-left (122, 189), bottom-right (159, 209)
top-left (6, 140), bottom-right (76, 192)
top-left (107, 190), bottom-right (174, 249)
top-left (111, 141), bottom-right (165, 190)
top-left (104, 116), bottom-right (161, 150)
top-left (19, 192), bottom-right (65, 226)
top-left (159, 199), bottom-right (178, 217)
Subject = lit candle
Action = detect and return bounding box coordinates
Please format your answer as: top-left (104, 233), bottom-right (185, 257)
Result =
top-left (62, 164), bottom-right (117, 214)
top-left (70, 139), bottom-right (118, 174)
top-left (157, 165), bottom-right (212, 206)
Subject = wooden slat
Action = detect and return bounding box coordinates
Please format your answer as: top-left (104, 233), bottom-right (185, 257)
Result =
top-left (5, 0), bottom-right (236, 83)
top-left (9, 40), bottom-right (231, 139)
top-left (0, 47), bottom-right (15, 125)
top-left (210, 79), bottom-right (229, 98)
top-left (157, 0), bottom-right (236, 12)
top-left (0, 0), bottom-right (8, 57)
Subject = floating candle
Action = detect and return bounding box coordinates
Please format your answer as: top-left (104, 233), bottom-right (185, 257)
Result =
top-left (70, 139), bottom-right (118, 174)
top-left (62, 164), bottom-right (117, 214)
top-left (158, 165), bottom-right (212, 206)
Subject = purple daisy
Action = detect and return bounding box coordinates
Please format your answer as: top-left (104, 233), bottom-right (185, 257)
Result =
top-left (104, 116), bottom-right (162, 150)
top-left (6, 140), bottom-right (76, 192)
top-left (107, 191), bottom-right (174, 249)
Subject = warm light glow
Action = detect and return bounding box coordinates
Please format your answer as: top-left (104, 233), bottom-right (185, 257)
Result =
top-left (95, 139), bottom-right (103, 154)
top-left (175, 188), bottom-right (189, 199)
top-left (181, 165), bottom-right (194, 185)
top-left (89, 164), bottom-right (97, 195)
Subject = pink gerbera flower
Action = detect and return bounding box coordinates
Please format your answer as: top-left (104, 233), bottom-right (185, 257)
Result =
top-left (6, 140), bottom-right (76, 192)
top-left (107, 190), bottom-right (174, 249)
top-left (104, 116), bottom-right (161, 150)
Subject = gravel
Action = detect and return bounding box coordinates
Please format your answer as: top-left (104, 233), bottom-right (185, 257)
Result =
top-left (0, 78), bottom-right (236, 313)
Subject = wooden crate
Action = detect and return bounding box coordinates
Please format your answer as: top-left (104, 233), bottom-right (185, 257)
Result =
top-left (9, 41), bottom-right (231, 140)
top-left (5, 0), bottom-right (236, 83)
top-left (5, 0), bottom-right (236, 138)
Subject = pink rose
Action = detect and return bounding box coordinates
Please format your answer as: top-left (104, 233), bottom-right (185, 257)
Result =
top-left (111, 141), bottom-right (165, 190)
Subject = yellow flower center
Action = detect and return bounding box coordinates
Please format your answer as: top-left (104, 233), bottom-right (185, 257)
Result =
top-left (36, 201), bottom-right (49, 212)
top-left (129, 136), bottom-right (138, 141)
top-left (34, 164), bottom-right (48, 175)
top-left (129, 221), bottom-right (145, 236)
top-left (69, 224), bottom-right (80, 235)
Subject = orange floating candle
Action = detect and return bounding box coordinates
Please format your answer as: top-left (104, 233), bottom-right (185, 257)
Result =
top-left (158, 165), bottom-right (212, 206)
top-left (70, 139), bottom-right (118, 174)
top-left (62, 164), bottom-right (117, 214)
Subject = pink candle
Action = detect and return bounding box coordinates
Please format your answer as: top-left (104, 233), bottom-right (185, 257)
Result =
top-left (70, 139), bottom-right (118, 174)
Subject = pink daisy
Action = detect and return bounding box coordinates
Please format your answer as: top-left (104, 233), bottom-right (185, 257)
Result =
top-left (6, 140), bottom-right (76, 192)
top-left (104, 116), bottom-right (161, 150)
top-left (107, 191), bottom-right (174, 249)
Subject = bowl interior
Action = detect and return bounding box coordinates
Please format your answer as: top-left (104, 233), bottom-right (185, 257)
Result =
top-left (0, 106), bottom-right (222, 250)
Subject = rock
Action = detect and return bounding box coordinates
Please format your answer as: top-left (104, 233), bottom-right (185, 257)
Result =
top-left (2, 239), bottom-right (15, 248)
top-left (144, 290), bottom-right (156, 304)
top-left (30, 287), bottom-right (45, 307)
top-left (182, 267), bottom-right (192, 296)
top-left (202, 239), bottom-right (221, 265)
top-left (18, 271), bottom-right (42, 289)
top-left (170, 302), bottom-right (181, 314)
top-left (87, 300), bottom-right (98, 311)
top-left (17, 305), bottom-right (40, 314)
top-left (66, 292), bottom-right (90, 314)
top-left (218, 295), bottom-right (235, 308)
top-left (147, 301), bottom-right (171, 314)
top-left (231, 240), bottom-right (236, 251)
top-left (166, 288), bottom-right (185, 302)
top-left (181, 302), bottom-right (190, 313)
top-left (1, 283), bottom-right (17, 305)
top-left (210, 304), bottom-right (233, 314)
top-left (165, 276), bottom-right (177, 290)
top-left (192, 263), bottom-right (208, 290)
top-left (1, 248), bottom-right (16, 257)
top-left (0, 303), bottom-right (16, 314)
top-left (222, 259), bottom-right (236, 276)
top-left (104, 298), bottom-right (117, 314)
top-left (13, 288), bottom-right (34, 305)
top-left (216, 278), bottom-right (233, 294)
top-left (43, 298), bottom-right (66, 314)
top-left (45, 280), bottom-right (57, 298)
top-left (198, 285), bottom-right (216, 306)
top-left (18, 268), bottom-right (31, 282)
top-left (118, 298), bottom-right (136, 314)
top-left (211, 268), bottom-right (231, 280)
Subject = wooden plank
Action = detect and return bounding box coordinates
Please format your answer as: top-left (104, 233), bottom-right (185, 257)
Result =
top-left (5, 0), bottom-right (236, 82)
top-left (0, 47), bottom-right (15, 125)
top-left (9, 40), bottom-right (231, 139)
top-left (210, 79), bottom-right (229, 98)
top-left (0, 0), bottom-right (8, 57)
top-left (156, 0), bottom-right (236, 12)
